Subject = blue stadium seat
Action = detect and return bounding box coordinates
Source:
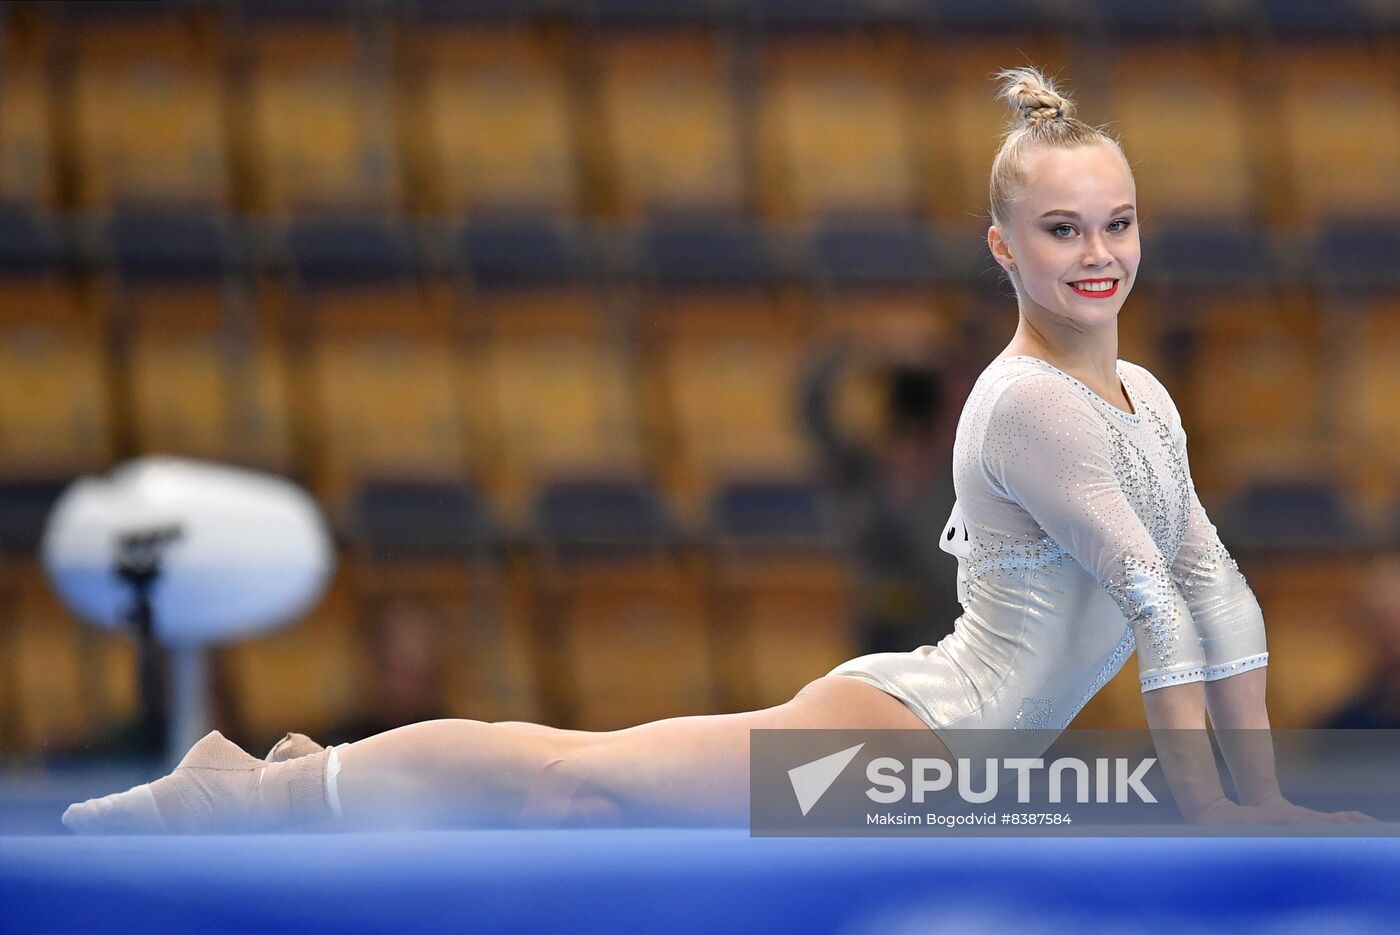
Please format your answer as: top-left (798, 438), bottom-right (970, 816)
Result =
top-left (1261, 0), bottom-right (1390, 38)
top-left (925, 0), bottom-right (1053, 32)
top-left (108, 213), bottom-right (232, 282)
top-left (1217, 481), bottom-right (1363, 551)
top-left (589, 0), bottom-right (720, 24)
top-left (1096, 0), bottom-right (1248, 34)
top-left (351, 481), bottom-right (497, 562)
top-left (458, 221), bottom-right (588, 291)
top-left (1315, 222), bottom-right (1400, 292)
top-left (749, 0), bottom-right (925, 27)
top-left (0, 206), bottom-right (62, 273)
top-left (1143, 226), bottom-right (1280, 288)
top-left (288, 220), bottom-right (416, 287)
top-left (708, 481), bottom-right (833, 545)
top-left (641, 221), bottom-right (774, 289)
top-left (535, 480), bottom-right (675, 549)
top-left (810, 221), bottom-right (942, 288)
top-left (0, 478), bottom-right (70, 558)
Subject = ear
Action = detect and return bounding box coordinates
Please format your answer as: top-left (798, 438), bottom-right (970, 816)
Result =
top-left (987, 225), bottom-right (1014, 270)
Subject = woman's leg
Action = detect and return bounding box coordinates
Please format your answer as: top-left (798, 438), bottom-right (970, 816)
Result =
top-left (333, 675), bottom-right (944, 829)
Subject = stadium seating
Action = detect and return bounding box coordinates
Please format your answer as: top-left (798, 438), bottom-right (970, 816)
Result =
top-left (3, 3), bottom-right (1397, 749)
top-left (218, 577), bottom-right (362, 747)
top-left (244, 17), bottom-right (400, 216)
top-left (0, 563), bottom-right (136, 754)
top-left (756, 31), bottom-right (914, 221)
top-left (69, 14), bottom-right (229, 211)
top-left (406, 20), bottom-right (578, 218)
top-left (0, 277), bottom-right (112, 481)
top-left (0, 13), bottom-right (56, 212)
top-left (595, 27), bottom-right (746, 219)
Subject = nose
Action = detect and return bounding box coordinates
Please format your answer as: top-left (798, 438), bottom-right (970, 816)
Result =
top-left (1081, 230), bottom-right (1111, 269)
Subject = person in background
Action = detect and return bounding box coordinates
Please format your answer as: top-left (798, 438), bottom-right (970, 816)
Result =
top-left (801, 342), bottom-right (964, 654)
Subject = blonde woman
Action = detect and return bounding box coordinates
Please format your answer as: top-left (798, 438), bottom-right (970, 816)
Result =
top-left (65, 66), bottom-right (1370, 833)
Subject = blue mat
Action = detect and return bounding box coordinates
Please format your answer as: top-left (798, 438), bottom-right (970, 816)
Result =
top-left (3, 831), bottom-right (1398, 934)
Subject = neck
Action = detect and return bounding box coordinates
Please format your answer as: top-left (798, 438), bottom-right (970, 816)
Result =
top-left (1003, 313), bottom-right (1119, 383)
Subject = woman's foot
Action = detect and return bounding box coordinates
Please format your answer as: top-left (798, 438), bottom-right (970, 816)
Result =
top-left (265, 732), bottom-right (325, 763)
top-left (63, 731), bottom-right (332, 834)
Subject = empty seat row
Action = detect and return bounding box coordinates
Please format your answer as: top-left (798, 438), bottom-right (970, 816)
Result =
top-left (0, 268), bottom-right (1397, 552)
top-left (4, 9), bottom-right (1399, 236)
top-left (1, 540), bottom-right (1375, 756)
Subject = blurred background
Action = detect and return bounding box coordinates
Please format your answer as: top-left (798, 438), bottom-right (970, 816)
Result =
top-left (1, 0), bottom-right (1398, 809)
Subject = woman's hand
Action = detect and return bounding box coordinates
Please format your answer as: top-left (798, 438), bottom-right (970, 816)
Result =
top-left (1245, 792), bottom-right (1377, 825)
top-left (1190, 795), bottom-right (1377, 826)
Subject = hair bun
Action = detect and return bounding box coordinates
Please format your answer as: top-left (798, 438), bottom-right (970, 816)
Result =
top-left (995, 65), bottom-right (1075, 128)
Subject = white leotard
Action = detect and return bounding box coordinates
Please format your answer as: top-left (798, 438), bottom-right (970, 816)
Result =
top-left (829, 354), bottom-right (1269, 758)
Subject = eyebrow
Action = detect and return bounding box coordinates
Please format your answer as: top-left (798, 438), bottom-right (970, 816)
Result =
top-left (1039, 204), bottom-right (1136, 219)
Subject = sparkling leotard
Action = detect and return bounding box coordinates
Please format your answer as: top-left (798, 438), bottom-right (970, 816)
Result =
top-left (829, 355), bottom-right (1269, 758)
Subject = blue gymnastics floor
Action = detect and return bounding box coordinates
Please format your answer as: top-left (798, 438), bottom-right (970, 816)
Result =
top-left (3, 830), bottom-right (1399, 934)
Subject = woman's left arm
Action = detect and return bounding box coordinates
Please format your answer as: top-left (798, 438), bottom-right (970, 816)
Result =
top-left (1171, 487), bottom-right (1276, 803)
top-left (1163, 389), bottom-right (1371, 822)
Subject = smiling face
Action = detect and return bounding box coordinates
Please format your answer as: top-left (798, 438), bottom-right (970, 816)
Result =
top-left (988, 143), bottom-right (1140, 334)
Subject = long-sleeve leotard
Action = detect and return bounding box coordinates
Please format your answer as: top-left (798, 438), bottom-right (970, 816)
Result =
top-left (828, 355), bottom-right (1268, 758)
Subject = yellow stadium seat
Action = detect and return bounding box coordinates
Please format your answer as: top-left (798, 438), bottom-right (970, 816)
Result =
top-left (595, 29), bottom-right (745, 219)
top-left (125, 284), bottom-right (294, 470)
top-left (0, 15), bottom-right (57, 210)
top-left (2, 563), bottom-right (136, 754)
top-left (71, 17), bottom-right (229, 210)
top-left (1108, 42), bottom-right (1257, 223)
top-left (245, 22), bottom-right (400, 216)
top-left (343, 548), bottom-right (541, 727)
top-left (533, 557), bottom-right (717, 730)
top-left (299, 286), bottom-right (468, 514)
top-left (1179, 289), bottom-right (1328, 495)
top-left (1336, 295), bottom-right (1400, 516)
top-left (1270, 44), bottom-right (1400, 225)
top-left (708, 551), bottom-right (856, 712)
top-left (912, 36), bottom-right (1073, 229)
top-left (757, 33), bottom-right (915, 220)
top-left (1238, 556), bottom-right (1370, 728)
top-left (815, 288), bottom-right (954, 348)
top-left (469, 290), bottom-right (645, 520)
top-left (218, 577), bottom-right (360, 747)
top-left (642, 293), bottom-right (808, 519)
top-left (1070, 663), bottom-right (1148, 730)
top-left (0, 278), bottom-right (112, 479)
top-left (408, 24), bottom-right (577, 217)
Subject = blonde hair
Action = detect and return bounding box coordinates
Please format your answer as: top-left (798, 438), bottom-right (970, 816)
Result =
top-left (988, 65), bottom-right (1128, 227)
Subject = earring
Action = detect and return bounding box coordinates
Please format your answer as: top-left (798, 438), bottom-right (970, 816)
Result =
top-left (1009, 263), bottom-right (1017, 272)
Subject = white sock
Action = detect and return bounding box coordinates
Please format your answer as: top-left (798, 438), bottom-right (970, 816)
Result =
top-left (325, 744), bottom-right (348, 821)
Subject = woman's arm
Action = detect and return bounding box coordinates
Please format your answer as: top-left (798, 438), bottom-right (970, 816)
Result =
top-left (1139, 680), bottom-right (1233, 822)
top-left (1202, 667), bottom-right (1281, 805)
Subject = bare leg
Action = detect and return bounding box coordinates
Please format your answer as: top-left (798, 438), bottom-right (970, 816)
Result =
top-left (334, 676), bottom-right (945, 829)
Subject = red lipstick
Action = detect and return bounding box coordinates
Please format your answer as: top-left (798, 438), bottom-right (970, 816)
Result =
top-left (1068, 278), bottom-right (1119, 299)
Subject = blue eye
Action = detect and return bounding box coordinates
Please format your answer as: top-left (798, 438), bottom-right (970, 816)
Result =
top-left (1052, 224), bottom-right (1075, 237)
top-left (1109, 219), bottom-right (1132, 232)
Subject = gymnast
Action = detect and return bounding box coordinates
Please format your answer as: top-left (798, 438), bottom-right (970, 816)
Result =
top-left (65, 65), bottom-right (1372, 833)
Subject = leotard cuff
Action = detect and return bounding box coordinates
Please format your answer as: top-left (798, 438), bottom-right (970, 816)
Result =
top-left (1202, 652), bottom-right (1269, 682)
top-left (1139, 665), bottom-right (1206, 693)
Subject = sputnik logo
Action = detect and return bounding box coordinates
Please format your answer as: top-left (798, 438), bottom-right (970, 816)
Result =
top-left (787, 743), bottom-right (865, 816)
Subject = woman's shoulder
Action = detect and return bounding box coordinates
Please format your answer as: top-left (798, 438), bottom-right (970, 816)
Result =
top-left (966, 356), bottom-right (1101, 430)
top-left (975, 355), bottom-right (1098, 403)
